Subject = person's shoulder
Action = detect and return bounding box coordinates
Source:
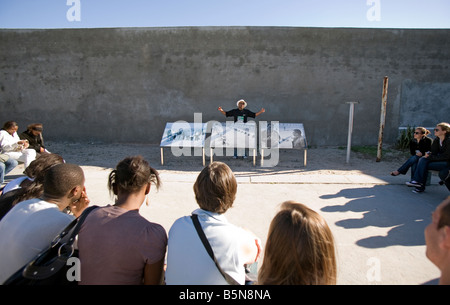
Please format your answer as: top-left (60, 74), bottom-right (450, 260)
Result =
top-left (118, 209), bottom-right (167, 236)
top-left (168, 215), bottom-right (192, 234)
top-left (20, 199), bottom-right (74, 223)
top-left (144, 221), bottom-right (167, 240)
top-left (40, 202), bottom-right (74, 222)
top-left (170, 214), bottom-right (191, 227)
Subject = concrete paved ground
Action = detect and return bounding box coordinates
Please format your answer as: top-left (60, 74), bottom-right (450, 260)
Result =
top-left (4, 149), bottom-right (449, 285)
top-left (144, 171), bottom-right (446, 285)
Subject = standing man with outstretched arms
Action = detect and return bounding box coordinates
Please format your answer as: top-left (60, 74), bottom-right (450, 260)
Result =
top-left (218, 99), bottom-right (265, 159)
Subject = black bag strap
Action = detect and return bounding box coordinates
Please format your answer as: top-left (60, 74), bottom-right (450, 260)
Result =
top-left (191, 214), bottom-right (240, 285)
top-left (51, 205), bottom-right (99, 248)
top-left (22, 205), bottom-right (99, 280)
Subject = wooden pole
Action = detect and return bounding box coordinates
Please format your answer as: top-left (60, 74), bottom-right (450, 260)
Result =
top-left (376, 76), bottom-right (389, 162)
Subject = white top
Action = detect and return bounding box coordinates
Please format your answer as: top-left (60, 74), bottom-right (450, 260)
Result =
top-left (1, 176), bottom-right (31, 194)
top-left (0, 198), bottom-right (74, 284)
top-left (165, 209), bottom-right (251, 285)
top-left (0, 130), bottom-right (20, 153)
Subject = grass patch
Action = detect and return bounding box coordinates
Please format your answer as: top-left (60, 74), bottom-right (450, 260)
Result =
top-left (351, 146), bottom-right (379, 156)
top-left (338, 145), bottom-right (396, 157)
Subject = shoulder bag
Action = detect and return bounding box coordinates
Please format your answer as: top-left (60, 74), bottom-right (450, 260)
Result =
top-left (3, 205), bottom-right (98, 285)
top-left (191, 214), bottom-right (242, 285)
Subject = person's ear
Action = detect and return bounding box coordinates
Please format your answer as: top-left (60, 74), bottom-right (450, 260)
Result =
top-left (69, 185), bottom-right (81, 201)
top-left (112, 183), bottom-right (118, 195)
top-left (443, 226), bottom-right (450, 250)
top-left (145, 183), bottom-right (151, 195)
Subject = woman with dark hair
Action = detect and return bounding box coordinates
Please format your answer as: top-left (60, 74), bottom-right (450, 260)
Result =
top-left (78, 156), bottom-right (167, 285)
top-left (0, 121), bottom-right (36, 168)
top-left (165, 161), bottom-right (261, 285)
top-left (258, 201), bottom-right (337, 285)
top-left (0, 153), bottom-right (65, 220)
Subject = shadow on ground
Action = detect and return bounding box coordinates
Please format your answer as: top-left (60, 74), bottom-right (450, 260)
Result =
top-left (320, 184), bottom-right (445, 248)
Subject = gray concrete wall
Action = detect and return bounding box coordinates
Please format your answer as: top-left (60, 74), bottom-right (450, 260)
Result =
top-left (0, 27), bottom-right (449, 146)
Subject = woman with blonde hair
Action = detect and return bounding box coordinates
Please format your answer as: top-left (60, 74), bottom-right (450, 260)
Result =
top-left (258, 201), bottom-right (337, 285)
top-left (408, 122), bottom-right (450, 193)
top-left (391, 126), bottom-right (432, 177)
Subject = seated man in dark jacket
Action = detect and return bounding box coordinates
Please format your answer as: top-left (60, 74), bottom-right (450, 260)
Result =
top-left (19, 123), bottom-right (47, 155)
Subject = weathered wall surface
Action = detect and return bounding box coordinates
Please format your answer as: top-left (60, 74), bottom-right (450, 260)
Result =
top-left (0, 27), bottom-right (449, 146)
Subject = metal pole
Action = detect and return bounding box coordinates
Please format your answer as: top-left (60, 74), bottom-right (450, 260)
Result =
top-left (376, 76), bottom-right (389, 162)
top-left (346, 102), bottom-right (358, 164)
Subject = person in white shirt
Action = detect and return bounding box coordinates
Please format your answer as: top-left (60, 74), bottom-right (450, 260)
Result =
top-left (0, 121), bottom-right (36, 168)
top-left (0, 163), bottom-right (90, 284)
top-left (165, 161), bottom-right (261, 285)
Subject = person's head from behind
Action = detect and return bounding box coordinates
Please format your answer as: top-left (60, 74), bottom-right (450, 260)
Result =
top-left (108, 156), bottom-right (161, 200)
top-left (258, 201), bottom-right (337, 285)
top-left (425, 196), bottom-right (450, 283)
top-left (43, 163), bottom-right (85, 205)
top-left (193, 161), bottom-right (237, 214)
top-left (24, 153), bottom-right (64, 179)
top-left (13, 154), bottom-right (65, 206)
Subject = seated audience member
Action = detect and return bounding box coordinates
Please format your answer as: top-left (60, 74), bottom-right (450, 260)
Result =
top-left (258, 201), bottom-right (337, 285)
top-left (78, 156), bottom-right (167, 285)
top-left (425, 196), bottom-right (450, 285)
top-left (165, 161), bottom-right (261, 285)
top-left (19, 123), bottom-right (48, 155)
top-left (0, 163), bottom-right (90, 284)
top-left (0, 154), bottom-right (65, 220)
top-left (0, 154), bottom-right (18, 189)
top-left (408, 122), bottom-right (450, 193)
top-left (0, 121), bottom-right (36, 168)
top-left (391, 127), bottom-right (432, 176)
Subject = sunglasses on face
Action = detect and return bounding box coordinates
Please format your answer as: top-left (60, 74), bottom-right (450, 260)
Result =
top-left (435, 129), bottom-right (441, 132)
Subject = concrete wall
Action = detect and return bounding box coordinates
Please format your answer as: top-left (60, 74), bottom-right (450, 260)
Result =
top-left (0, 27), bottom-right (449, 146)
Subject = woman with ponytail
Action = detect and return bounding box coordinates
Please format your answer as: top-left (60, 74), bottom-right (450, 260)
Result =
top-left (78, 156), bottom-right (167, 285)
top-left (391, 126), bottom-right (432, 177)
